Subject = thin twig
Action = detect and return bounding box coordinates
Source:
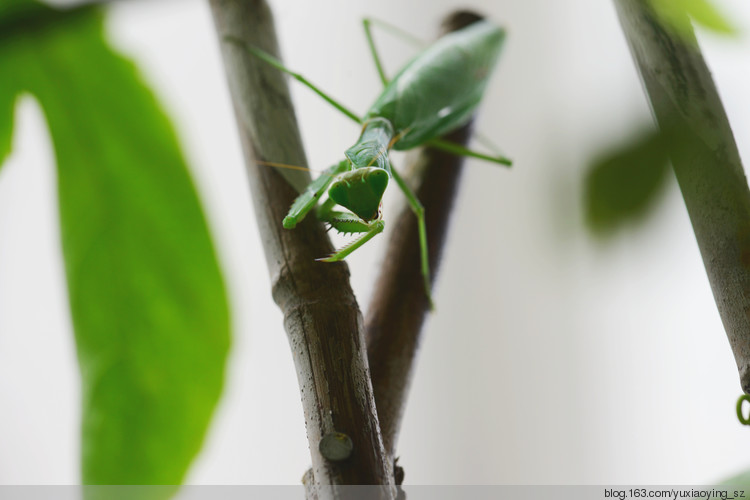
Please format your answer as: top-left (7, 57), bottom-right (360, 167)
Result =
top-left (365, 11), bottom-right (487, 459)
top-left (614, 0), bottom-right (750, 392)
top-left (208, 0), bottom-right (394, 493)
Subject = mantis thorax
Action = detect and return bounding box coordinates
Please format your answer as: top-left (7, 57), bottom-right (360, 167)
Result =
top-left (328, 118), bottom-right (395, 221)
top-left (345, 117), bottom-right (394, 171)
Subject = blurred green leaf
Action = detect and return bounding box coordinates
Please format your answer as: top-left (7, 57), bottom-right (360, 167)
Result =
top-left (0, 81), bottom-right (16, 166)
top-left (649, 0), bottom-right (737, 38)
top-left (0, 1), bottom-right (230, 486)
top-left (720, 467), bottom-right (750, 486)
top-left (0, 0), bottom-right (21, 166)
top-left (584, 128), bottom-right (671, 235)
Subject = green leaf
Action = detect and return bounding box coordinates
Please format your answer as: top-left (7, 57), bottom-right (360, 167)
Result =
top-left (0, 1), bottom-right (230, 486)
top-left (584, 128), bottom-right (671, 235)
top-left (684, 0), bottom-right (737, 34)
top-left (649, 0), bottom-right (737, 38)
top-left (720, 468), bottom-right (750, 487)
top-left (0, 0), bottom-right (21, 166)
top-left (0, 80), bottom-right (16, 167)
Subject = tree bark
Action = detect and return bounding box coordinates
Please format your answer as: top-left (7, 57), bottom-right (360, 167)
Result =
top-left (209, 0), bottom-right (394, 493)
top-left (614, 0), bottom-right (750, 392)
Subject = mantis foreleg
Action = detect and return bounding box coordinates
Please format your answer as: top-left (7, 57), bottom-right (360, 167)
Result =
top-left (317, 217), bottom-right (386, 262)
top-left (283, 160), bottom-right (350, 229)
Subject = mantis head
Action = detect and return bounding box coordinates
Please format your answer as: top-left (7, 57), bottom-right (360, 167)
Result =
top-left (328, 167), bottom-right (389, 221)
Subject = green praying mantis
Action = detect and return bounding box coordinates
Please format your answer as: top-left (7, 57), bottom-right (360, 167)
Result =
top-left (231, 16), bottom-right (511, 305)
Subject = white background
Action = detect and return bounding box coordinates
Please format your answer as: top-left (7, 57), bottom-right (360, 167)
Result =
top-left (1, 0), bottom-right (750, 485)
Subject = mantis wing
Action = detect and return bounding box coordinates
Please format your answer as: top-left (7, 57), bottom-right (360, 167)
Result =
top-left (365, 20), bottom-right (505, 150)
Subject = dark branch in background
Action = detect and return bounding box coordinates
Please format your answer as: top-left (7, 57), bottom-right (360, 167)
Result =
top-left (365, 11), bottom-right (486, 461)
top-left (614, 0), bottom-right (750, 392)
top-left (208, 0), bottom-right (394, 494)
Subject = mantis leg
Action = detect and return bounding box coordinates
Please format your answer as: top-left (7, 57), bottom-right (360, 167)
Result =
top-left (311, 185), bottom-right (385, 262)
top-left (362, 19), bottom-right (388, 86)
top-left (362, 18), bottom-right (427, 49)
top-left (426, 137), bottom-right (513, 167)
top-left (473, 132), bottom-right (510, 159)
top-left (317, 211), bottom-right (386, 262)
top-left (223, 37), bottom-right (362, 124)
top-left (283, 160), bottom-right (350, 229)
top-left (362, 17), bottom-right (428, 86)
top-left (389, 166), bottom-right (434, 309)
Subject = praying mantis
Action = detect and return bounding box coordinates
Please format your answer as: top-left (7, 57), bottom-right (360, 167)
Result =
top-left (231, 16), bottom-right (511, 305)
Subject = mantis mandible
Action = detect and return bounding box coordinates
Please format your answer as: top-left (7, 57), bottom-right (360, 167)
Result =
top-left (231, 16), bottom-right (510, 306)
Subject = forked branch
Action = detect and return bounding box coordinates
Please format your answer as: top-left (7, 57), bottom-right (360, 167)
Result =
top-left (209, 0), bottom-right (394, 494)
top-left (209, 0), bottom-right (496, 492)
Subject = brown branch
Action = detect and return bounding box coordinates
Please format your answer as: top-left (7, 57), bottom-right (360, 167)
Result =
top-left (614, 0), bottom-right (750, 392)
top-left (208, 0), bottom-right (394, 493)
top-left (365, 11), bottom-right (487, 459)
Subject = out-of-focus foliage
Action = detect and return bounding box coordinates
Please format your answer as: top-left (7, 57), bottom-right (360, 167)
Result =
top-left (588, 0), bottom-right (740, 234)
top-left (648, 0), bottom-right (737, 38)
top-left (0, 80), bottom-right (15, 166)
top-left (0, 0), bottom-right (230, 487)
top-left (584, 128), bottom-right (671, 235)
top-left (721, 467), bottom-right (750, 487)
